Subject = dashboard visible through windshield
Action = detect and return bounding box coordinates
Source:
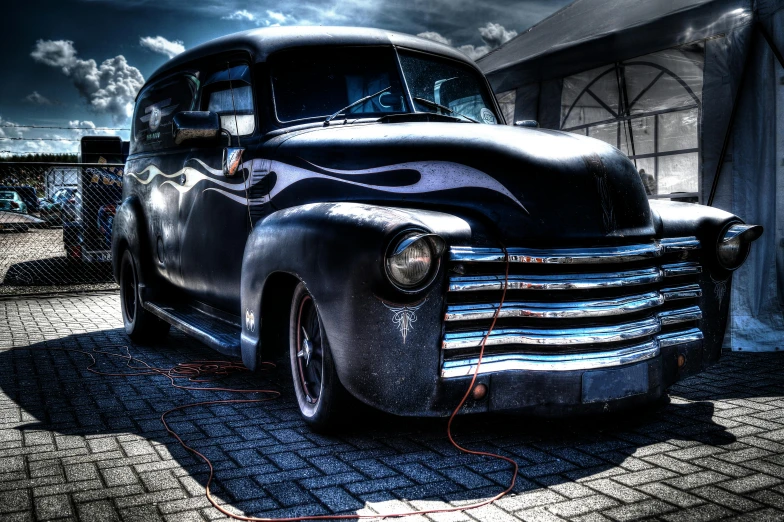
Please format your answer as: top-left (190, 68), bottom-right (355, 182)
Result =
top-left (269, 46), bottom-right (500, 125)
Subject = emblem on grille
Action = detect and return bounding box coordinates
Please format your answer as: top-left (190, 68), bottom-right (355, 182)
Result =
top-left (245, 309), bottom-right (255, 332)
top-left (383, 300), bottom-right (426, 344)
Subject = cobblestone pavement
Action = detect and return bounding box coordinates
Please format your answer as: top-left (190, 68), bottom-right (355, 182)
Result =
top-left (1, 292), bottom-right (784, 522)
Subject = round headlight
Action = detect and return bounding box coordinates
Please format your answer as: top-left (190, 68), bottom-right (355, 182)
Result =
top-left (386, 235), bottom-right (434, 289)
top-left (717, 235), bottom-right (747, 270)
top-left (716, 223), bottom-right (762, 271)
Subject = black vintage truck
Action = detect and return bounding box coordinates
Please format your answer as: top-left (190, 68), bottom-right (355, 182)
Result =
top-left (112, 26), bottom-right (762, 429)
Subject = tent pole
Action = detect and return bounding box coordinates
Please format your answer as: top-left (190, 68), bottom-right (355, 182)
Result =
top-left (708, 25), bottom-right (760, 206)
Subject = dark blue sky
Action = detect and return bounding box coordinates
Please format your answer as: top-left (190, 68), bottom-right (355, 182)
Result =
top-left (0, 0), bottom-right (572, 154)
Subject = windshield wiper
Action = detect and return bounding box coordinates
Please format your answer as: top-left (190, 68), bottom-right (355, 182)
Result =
top-left (324, 86), bottom-right (392, 126)
top-left (412, 97), bottom-right (479, 123)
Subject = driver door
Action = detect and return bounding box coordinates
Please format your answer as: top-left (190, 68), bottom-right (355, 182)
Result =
top-left (178, 60), bottom-right (256, 313)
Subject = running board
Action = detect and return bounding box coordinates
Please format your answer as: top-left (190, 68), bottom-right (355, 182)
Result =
top-left (143, 301), bottom-right (242, 357)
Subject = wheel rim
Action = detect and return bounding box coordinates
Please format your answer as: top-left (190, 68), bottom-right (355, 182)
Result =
top-left (121, 255), bottom-right (137, 323)
top-left (296, 295), bottom-right (324, 404)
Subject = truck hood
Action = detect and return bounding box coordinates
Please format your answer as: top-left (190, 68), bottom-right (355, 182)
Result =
top-left (266, 122), bottom-right (655, 244)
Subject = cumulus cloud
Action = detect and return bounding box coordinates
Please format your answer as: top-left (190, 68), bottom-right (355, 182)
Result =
top-left (139, 36), bottom-right (185, 59)
top-left (30, 39), bottom-right (144, 124)
top-left (0, 116), bottom-right (24, 139)
top-left (416, 31), bottom-right (452, 45)
top-left (223, 9), bottom-right (255, 21)
top-left (458, 22), bottom-right (518, 60)
top-left (222, 8), bottom-right (290, 26)
top-left (478, 22), bottom-right (518, 48)
top-left (24, 91), bottom-right (55, 105)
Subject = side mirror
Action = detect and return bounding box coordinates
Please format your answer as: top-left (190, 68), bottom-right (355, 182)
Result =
top-left (223, 147), bottom-right (244, 177)
top-left (172, 111), bottom-right (220, 145)
top-left (514, 120), bottom-right (539, 128)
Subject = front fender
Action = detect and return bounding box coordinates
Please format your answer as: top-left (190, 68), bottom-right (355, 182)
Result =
top-left (240, 202), bottom-right (472, 414)
top-left (650, 200), bottom-right (760, 364)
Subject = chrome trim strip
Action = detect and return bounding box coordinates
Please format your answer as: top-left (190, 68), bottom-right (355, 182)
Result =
top-left (657, 328), bottom-right (704, 347)
top-left (445, 291), bottom-right (664, 322)
top-left (662, 284), bottom-right (702, 301)
top-left (662, 262), bottom-right (702, 277)
top-left (449, 237), bottom-right (700, 264)
top-left (441, 340), bottom-right (660, 377)
top-left (657, 306), bottom-right (702, 325)
top-left (448, 268), bottom-right (662, 292)
top-left (442, 317), bottom-right (660, 350)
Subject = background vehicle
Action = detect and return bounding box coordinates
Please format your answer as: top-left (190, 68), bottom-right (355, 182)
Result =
top-left (0, 190), bottom-right (28, 214)
top-left (0, 190), bottom-right (31, 232)
top-left (0, 185), bottom-right (38, 213)
top-left (112, 27), bottom-right (762, 430)
top-left (39, 188), bottom-right (80, 226)
top-left (63, 137), bottom-right (125, 262)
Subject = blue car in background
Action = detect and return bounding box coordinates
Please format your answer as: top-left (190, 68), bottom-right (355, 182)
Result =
top-left (0, 190), bottom-right (31, 232)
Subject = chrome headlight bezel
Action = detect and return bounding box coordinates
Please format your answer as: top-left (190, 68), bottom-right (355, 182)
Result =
top-left (384, 230), bottom-right (445, 293)
top-left (715, 222), bottom-right (763, 271)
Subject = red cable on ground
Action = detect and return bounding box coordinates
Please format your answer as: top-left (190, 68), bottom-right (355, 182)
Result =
top-left (13, 247), bottom-right (515, 520)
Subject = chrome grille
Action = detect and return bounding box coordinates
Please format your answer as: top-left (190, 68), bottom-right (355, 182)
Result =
top-left (441, 237), bottom-right (704, 378)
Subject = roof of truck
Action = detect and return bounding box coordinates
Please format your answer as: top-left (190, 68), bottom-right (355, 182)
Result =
top-left (146, 26), bottom-right (472, 86)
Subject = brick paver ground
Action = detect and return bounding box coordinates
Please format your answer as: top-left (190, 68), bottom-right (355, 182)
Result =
top-left (1, 292), bottom-right (783, 522)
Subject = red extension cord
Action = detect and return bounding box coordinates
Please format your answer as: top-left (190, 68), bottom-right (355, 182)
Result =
top-left (14, 248), bottom-right (514, 520)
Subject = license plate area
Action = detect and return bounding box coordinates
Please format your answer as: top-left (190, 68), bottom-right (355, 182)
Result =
top-left (582, 363), bottom-right (649, 404)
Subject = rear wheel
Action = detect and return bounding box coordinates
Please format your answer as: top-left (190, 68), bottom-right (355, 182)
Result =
top-left (119, 249), bottom-right (169, 342)
top-left (289, 282), bottom-right (348, 431)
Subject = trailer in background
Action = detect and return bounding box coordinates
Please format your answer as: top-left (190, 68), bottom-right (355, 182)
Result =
top-left (63, 136), bottom-right (126, 262)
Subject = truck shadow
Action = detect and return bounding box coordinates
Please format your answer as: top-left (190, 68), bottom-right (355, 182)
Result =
top-left (2, 257), bottom-right (114, 286)
top-left (0, 328), bottom-right (743, 517)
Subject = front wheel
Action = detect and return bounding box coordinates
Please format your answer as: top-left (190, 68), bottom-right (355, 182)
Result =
top-left (119, 249), bottom-right (169, 342)
top-left (289, 282), bottom-right (348, 431)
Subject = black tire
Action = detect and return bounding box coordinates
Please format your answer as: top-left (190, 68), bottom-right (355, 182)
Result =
top-left (119, 249), bottom-right (169, 342)
top-left (289, 282), bottom-right (349, 431)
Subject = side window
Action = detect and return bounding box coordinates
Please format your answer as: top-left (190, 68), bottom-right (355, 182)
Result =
top-left (201, 64), bottom-right (255, 136)
top-left (131, 74), bottom-right (199, 153)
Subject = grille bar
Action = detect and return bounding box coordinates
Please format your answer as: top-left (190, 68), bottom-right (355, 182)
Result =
top-left (449, 237), bottom-right (700, 264)
top-left (443, 317), bottom-right (661, 350)
top-left (662, 262), bottom-right (702, 277)
top-left (658, 306), bottom-right (702, 325)
top-left (441, 340), bottom-right (659, 377)
top-left (445, 291), bottom-right (664, 322)
top-left (662, 284), bottom-right (702, 301)
top-left (440, 327), bottom-right (704, 378)
top-left (449, 268), bottom-right (662, 293)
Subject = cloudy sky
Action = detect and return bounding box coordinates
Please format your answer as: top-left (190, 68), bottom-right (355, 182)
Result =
top-left (0, 0), bottom-right (572, 155)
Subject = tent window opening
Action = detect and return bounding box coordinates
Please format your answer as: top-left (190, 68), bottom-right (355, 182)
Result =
top-left (560, 43), bottom-right (704, 200)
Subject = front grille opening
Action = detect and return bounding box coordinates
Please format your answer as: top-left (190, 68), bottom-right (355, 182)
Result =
top-left (442, 238), bottom-right (704, 364)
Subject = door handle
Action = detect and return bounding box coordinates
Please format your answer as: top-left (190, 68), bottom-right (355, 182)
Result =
top-left (179, 173), bottom-right (187, 185)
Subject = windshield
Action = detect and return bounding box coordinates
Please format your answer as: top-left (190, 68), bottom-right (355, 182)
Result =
top-left (0, 192), bottom-right (15, 200)
top-left (269, 46), bottom-right (499, 125)
top-left (270, 47), bottom-right (407, 123)
top-left (398, 50), bottom-right (499, 124)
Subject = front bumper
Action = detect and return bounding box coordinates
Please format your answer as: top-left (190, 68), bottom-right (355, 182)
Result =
top-left (432, 337), bottom-right (704, 416)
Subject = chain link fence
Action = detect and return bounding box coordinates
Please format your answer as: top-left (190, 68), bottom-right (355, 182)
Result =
top-left (0, 162), bottom-right (123, 296)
